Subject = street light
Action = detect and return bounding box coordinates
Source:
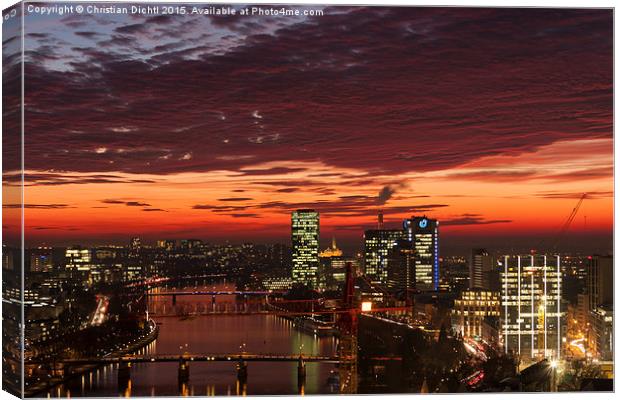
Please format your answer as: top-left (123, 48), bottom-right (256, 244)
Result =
top-left (549, 359), bottom-right (558, 392)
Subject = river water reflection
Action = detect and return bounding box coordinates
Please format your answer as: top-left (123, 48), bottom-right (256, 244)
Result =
top-left (49, 281), bottom-right (338, 397)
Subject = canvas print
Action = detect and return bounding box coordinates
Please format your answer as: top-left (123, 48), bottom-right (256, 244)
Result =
top-left (1, 2), bottom-right (614, 397)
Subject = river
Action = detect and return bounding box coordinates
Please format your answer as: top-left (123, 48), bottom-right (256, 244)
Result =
top-left (47, 281), bottom-right (339, 397)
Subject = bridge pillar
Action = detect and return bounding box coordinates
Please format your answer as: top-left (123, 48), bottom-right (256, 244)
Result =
top-left (236, 359), bottom-right (248, 383)
top-left (178, 359), bottom-right (190, 387)
top-left (117, 361), bottom-right (131, 391)
top-left (172, 294), bottom-right (177, 306)
top-left (212, 295), bottom-right (216, 312)
top-left (298, 379), bottom-right (306, 395)
top-left (297, 356), bottom-right (306, 394)
top-left (51, 361), bottom-right (64, 378)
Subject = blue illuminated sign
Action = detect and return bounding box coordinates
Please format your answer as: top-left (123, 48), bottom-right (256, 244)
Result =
top-left (419, 218), bottom-right (428, 229)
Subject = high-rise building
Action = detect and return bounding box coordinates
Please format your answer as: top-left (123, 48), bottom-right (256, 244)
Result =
top-left (2, 245), bottom-right (15, 270)
top-left (590, 305), bottom-right (613, 361)
top-left (386, 238), bottom-right (415, 293)
top-left (587, 255), bottom-right (613, 310)
top-left (500, 254), bottom-right (564, 363)
top-left (29, 247), bottom-right (53, 272)
top-left (403, 216), bottom-right (439, 291)
top-left (364, 229), bottom-right (404, 285)
top-left (576, 293), bottom-right (590, 335)
top-left (129, 237), bottom-right (141, 258)
top-left (452, 288), bottom-right (501, 338)
top-left (291, 209), bottom-right (320, 288)
top-left (470, 248), bottom-right (498, 290)
top-left (65, 247), bottom-right (92, 270)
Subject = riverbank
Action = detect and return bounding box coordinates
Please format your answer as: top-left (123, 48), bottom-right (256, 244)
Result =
top-left (25, 319), bottom-right (159, 397)
top-left (47, 281), bottom-right (338, 397)
top-left (265, 298), bottom-right (338, 337)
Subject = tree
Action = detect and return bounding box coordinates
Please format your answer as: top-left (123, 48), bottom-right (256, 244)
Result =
top-left (481, 353), bottom-right (518, 388)
top-left (558, 360), bottom-right (604, 391)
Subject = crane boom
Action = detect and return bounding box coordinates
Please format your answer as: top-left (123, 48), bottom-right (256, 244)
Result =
top-left (551, 193), bottom-right (587, 251)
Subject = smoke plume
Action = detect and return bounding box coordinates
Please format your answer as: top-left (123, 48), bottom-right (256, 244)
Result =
top-left (377, 183), bottom-right (407, 205)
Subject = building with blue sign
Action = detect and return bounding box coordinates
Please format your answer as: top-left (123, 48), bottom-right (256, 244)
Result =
top-left (403, 216), bottom-right (440, 291)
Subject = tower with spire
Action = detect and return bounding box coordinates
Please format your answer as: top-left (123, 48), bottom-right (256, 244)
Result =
top-left (319, 236), bottom-right (343, 258)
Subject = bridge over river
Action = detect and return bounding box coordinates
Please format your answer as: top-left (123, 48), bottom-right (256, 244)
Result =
top-left (56, 353), bottom-right (340, 364)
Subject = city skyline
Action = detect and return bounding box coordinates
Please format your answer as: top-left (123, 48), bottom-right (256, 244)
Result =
top-left (3, 7), bottom-right (613, 253)
top-left (2, 4), bottom-right (614, 397)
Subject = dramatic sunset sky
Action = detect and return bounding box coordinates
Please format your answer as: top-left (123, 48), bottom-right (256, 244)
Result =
top-left (3, 5), bottom-right (613, 254)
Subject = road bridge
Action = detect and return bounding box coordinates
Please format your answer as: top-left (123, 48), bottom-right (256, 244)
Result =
top-left (43, 353), bottom-right (338, 395)
top-left (146, 290), bottom-right (282, 296)
top-left (54, 353), bottom-right (340, 364)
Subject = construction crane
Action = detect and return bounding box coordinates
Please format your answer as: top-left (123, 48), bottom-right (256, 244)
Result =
top-left (550, 192), bottom-right (587, 252)
top-left (535, 192), bottom-right (587, 253)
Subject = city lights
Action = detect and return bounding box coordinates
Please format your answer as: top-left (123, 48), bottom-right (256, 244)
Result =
top-left (1, 2), bottom-right (613, 397)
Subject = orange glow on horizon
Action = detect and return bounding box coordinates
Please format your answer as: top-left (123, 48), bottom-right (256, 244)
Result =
top-left (3, 138), bottom-right (612, 248)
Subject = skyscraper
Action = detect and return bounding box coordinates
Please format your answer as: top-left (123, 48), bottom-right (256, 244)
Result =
top-left (386, 238), bottom-right (415, 293)
top-left (403, 216), bottom-right (439, 291)
top-left (586, 255), bottom-right (613, 361)
top-left (587, 255), bottom-right (613, 310)
top-left (291, 209), bottom-right (320, 288)
top-left (364, 229), bottom-right (404, 285)
top-left (470, 248), bottom-right (498, 290)
top-left (500, 254), bottom-right (563, 363)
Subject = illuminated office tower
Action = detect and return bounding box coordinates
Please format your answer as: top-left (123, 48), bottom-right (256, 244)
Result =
top-left (470, 248), bottom-right (498, 290)
top-left (65, 247), bottom-right (92, 271)
top-left (403, 216), bottom-right (439, 291)
top-left (386, 238), bottom-right (416, 293)
top-left (452, 288), bottom-right (500, 338)
top-left (364, 229), bottom-right (404, 285)
top-left (500, 255), bottom-right (564, 363)
top-left (291, 210), bottom-right (320, 288)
